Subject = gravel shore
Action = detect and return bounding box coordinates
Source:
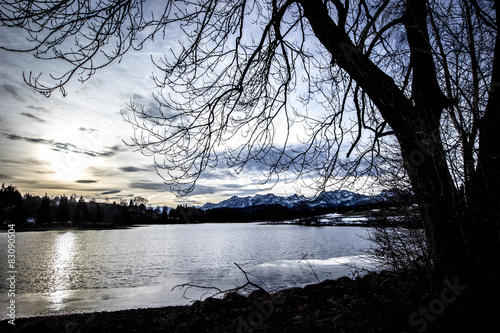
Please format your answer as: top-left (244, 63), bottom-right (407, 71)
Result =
top-left (0, 270), bottom-right (491, 332)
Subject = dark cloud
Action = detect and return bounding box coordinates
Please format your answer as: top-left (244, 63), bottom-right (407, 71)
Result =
top-left (26, 105), bottom-right (51, 113)
top-left (21, 112), bottom-right (46, 123)
top-left (0, 158), bottom-right (21, 164)
top-left (34, 170), bottom-right (56, 175)
top-left (222, 184), bottom-right (247, 189)
top-left (1, 84), bottom-right (25, 102)
top-left (3, 133), bottom-right (117, 158)
top-left (0, 174), bottom-right (11, 179)
top-left (34, 183), bottom-right (112, 193)
top-left (26, 158), bottom-right (51, 166)
top-left (130, 93), bottom-right (145, 101)
top-left (13, 179), bottom-right (40, 185)
top-left (1, 158), bottom-right (50, 166)
top-left (129, 181), bottom-right (169, 191)
top-left (119, 166), bottom-right (149, 172)
top-left (104, 145), bottom-right (127, 154)
top-left (130, 181), bottom-right (222, 196)
top-left (185, 184), bottom-right (218, 196)
top-left (76, 180), bottom-right (97, 184)
top-left (126, 94), bottom-right (177, 118)
top-left (101, 190), bottom-right (121, 195)
top-left (97, 150), bottom-right (117, 157)
top-left (184, 183), bottom-right (259, 199)
top-left (198, 167), bottom-right (232, 180)
top-left (86, 166), bottom-right (116, 177)
top-left (234, 159), bottom-right (271, 174)
top-left (79, 127), bottom-right (97, 133)
top-left (174, 198), bottom-right (200, 206)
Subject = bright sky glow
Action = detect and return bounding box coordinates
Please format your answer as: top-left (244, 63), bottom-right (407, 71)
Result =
top-left (0, 3), bottom-right (380, 208)
top-left (0, 25), bottom-right (323, 207)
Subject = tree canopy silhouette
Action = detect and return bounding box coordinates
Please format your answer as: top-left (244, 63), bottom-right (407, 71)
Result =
top-left (1, 0), bottom-right (499, 283)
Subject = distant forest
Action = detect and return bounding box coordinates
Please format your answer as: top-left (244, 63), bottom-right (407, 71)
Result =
top-left (1, 184), bottom-right (394, 227)
top-left (0, 184), bottom-right (189, 226)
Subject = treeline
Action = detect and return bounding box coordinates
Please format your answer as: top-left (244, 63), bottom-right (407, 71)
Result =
top-left (196, 202), bottom-right (398, 223)
top-left (0, 184), bottom-right (199, 227)
top-left (0, 184), bottom-right (252, 227)
top-left (0, 183), bottom-right (276, 226)
top-left (1, 184), bottom-right (409, 228)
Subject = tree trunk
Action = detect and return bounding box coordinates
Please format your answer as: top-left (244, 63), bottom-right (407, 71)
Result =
top-left (468, 4), bottom-right (500, 282)
top-left (399, 132), bottom-right (469, 277)
top-left (299, 0), bottom-right (499, 286)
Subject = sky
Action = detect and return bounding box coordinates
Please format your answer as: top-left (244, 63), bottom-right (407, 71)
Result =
top-left (0, 18), bottom-right (318, 208)
top-left (0, 3), bottom-right (382, 208)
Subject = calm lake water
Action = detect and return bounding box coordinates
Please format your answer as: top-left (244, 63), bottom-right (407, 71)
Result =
top-left (0, 223), bottom-right (376, 319)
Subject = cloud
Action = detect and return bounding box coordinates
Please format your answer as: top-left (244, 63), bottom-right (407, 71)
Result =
top-left (129, 181), bottom-right (169, 191)
top-left (0, 173), bottom-right (11, 179)
top-left (103, 145), bottom-right (127, 155)
top-left (126, 94), bottom-right (178, 118)
top-left (34, 170), bottom-right (56, 175)
top-left (1, 158), bottom-right (51, 166)
top-left (79, 127), bottom-right (97, 133)
top-left (129, 180), bottom-right (225, 197)
top-left (3, 133), bottom-right (117, 157)
top-left (26, 105), bottom-right (51, 113)
top-left (0, 158), bottom-right (22, 165)
top-left (76, 180), bottom-right (97, 184)
top-left (101, 190), bottom-right (121, 195)
top-left (12, 179), bottom-right (40, 186)
top-left (119, 166), bottom-right (149, 172)
top-left (185, 184), bottom-right (218, 196)
top-left (197, 167), bottom-right (232, 180)
top-left (25, 158), bottom-right (52, 166)
top-left (30, 182), bottom-right (117, 194)
top-left (97, 150), bottom-right (117, 157)
top-left (174, 198), bottom-right (200, 206)
top-left (21, 112), bottom-right (46, 123)
top-left (32, 182), bottom-right (109, 191)
top-left (86, 166), bottom-right (116, 177)
top-left (1, 84), bottom-right (25, 102)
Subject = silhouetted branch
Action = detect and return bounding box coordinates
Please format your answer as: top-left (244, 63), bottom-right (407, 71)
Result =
top-left (172, 262), bottom-right (268, 301)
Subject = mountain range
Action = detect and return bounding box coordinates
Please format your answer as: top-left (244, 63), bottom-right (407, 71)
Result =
top-left (201, 189), bottom-right (401, 211)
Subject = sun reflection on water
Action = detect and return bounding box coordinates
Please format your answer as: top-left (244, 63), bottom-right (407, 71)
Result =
top-left (48, 232), bottom-right (77, 311)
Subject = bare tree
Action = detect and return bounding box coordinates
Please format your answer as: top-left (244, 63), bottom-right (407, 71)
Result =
top-left (1, 0), bottom-right (499, 285)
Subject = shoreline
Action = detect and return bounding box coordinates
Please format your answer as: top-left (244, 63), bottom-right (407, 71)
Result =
top-left (0, 270), bottom-right (452, 333)
top-left (2, 217), bottom-right (400, 232)
top-left (1, 270), bottom-right (491, 332)
top-left (0, 225), bottom-right (142, 232)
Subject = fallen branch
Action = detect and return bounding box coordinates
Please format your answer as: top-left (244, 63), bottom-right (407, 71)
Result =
top-left (172, 263), bottom-right (269, 301)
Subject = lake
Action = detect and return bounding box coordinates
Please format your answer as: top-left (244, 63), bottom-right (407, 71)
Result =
top-left (0, 223), bottom-right (376, 319)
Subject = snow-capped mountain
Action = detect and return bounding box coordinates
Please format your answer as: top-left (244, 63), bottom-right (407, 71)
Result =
top-left (201, 189), bottom-right (397, 211)
top-left (311, 190), bottom-right (369, 208)
top-left (201, 193), bottom-right (305, 210)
